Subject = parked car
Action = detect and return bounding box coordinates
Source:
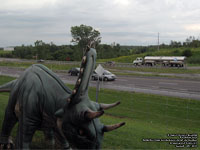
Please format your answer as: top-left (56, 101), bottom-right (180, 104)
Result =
top-left (92, 70), bottom-right (116, 81)
top-left (68, 68), bottom-right (80, 76)
top-left (37, 59), bottom-right (45, 63)
top-left (105, 61), bottom-right (115, 67)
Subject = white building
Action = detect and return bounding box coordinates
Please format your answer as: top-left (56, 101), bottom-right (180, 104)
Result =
top-left (3, 47), bottom-right (14, 51)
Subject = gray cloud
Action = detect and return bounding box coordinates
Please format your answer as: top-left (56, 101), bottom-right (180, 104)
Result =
top-left (0, 0), bottom-right (200, 47)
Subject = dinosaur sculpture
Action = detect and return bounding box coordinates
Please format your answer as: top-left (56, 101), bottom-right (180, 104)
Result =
top-left (0, 46), bottom-right (125, 149)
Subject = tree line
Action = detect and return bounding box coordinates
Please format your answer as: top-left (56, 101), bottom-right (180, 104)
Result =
top-left (169, 36), bottom-right (200, 48)
top-left (0, 24), bottom-right (200, 62)
top-left (8, 41), bottom-right (130, 61)
top-left (130, 36), bottom-right (200, 55)
top-left (1, 36), bottom-right (199, 61)
top-left (0, 24), bottom-right (131, 61)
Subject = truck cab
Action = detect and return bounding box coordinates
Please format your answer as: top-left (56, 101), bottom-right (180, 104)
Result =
top-left (133, 57), bottom-right (143, 66)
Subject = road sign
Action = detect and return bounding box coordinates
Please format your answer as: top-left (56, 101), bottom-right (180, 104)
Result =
top-left (95, 64), bottom-right (105, 102)
top-left (95, 64), bottom-right (104, 76)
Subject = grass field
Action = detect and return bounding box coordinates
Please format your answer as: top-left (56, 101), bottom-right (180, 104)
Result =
top-left (0, 61), bottom-right (80, 71)
top-left (0, 51), bottom-right (12, 55)
top-left (0, 75), bottom-right (200, 149)
top-left (98, 47), bottom-right (200, 64)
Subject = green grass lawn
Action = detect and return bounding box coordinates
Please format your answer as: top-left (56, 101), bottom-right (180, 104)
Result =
top-left (0, 61), bottom-right (80, 71)
top-left (0, 76), bottom-right (200, 149)
top-left (98, 47), bottom-right (200, 64)
top-left (0, 51), bottom-right (12, 55)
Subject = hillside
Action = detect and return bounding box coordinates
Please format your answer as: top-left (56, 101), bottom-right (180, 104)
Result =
top-left (98, 47), bottom-right (200, 65)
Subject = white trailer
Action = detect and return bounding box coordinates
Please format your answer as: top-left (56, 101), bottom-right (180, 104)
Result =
top-left (133, 56), bottom-right (186, 67)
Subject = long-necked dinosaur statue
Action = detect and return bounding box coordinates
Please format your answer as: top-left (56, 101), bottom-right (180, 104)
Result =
top-left (0, 46), bottom-right (125, 149)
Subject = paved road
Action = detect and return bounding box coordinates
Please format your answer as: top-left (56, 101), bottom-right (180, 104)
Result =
top-left (109, 68), bottom-right (200, 79)
top-left (0, 66), bottom-right (200, 100)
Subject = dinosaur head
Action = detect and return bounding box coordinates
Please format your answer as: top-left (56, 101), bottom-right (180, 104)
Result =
top-left (61, 101), bottom-right (104, 149)
top-left (57, 99), bottom-right (124, 149)
top-left (55, 47), bottom-right (125, 149)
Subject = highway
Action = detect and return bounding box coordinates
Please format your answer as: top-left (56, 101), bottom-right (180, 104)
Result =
top-left (0, 66), bottom-right (200, 100)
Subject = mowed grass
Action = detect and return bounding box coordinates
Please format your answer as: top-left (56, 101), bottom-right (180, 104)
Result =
top-left (98, 47), bottom-right (200, 63)
top-left (0, 61), bottom-right (80, 71)
top-left (0, 76), bottom-right (200, 149)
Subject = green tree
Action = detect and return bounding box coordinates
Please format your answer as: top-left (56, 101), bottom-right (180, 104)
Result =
top-left (182, 49), bottom-right (192, 57)
top-left (34, 40), bottom-right (51, 60)
top-left (71, 24), bottom-right (101, 55)
top-left (170, 40), bottom-right (182, 48)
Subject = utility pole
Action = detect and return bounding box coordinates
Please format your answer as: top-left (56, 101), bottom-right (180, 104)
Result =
top-left (157, 32), bottom-right (160, 51)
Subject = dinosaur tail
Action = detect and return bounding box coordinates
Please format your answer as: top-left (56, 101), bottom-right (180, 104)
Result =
top-left (0, 79), bottom-right (17, 92)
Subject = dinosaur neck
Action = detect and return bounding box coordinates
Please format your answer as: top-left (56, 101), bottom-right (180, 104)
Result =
top-left (58, 93), bottom-right (71, 109)
top-left (72, 48), bottom-right (96, 102)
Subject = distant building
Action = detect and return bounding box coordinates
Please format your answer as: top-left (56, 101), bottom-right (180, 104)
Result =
top-left (3, 47), bottom-right (14, 51)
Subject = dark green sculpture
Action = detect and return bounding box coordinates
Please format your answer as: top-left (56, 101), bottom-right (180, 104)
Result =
top-left (0, 47), bottom-right (125, 149)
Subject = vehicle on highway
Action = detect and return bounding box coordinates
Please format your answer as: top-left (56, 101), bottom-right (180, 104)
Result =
top-left (91, 70), bottom-right (116, 81)
top-left (133, 56), bottom-right (186, 67)
top-left (68, 67), bottom-right (80, 76)
top-left (105, 61), bottom-right (115, 67)
top-left (37, 59), bottom-right (45, 63)
top-left (133, 57), bottom-right (144, 66)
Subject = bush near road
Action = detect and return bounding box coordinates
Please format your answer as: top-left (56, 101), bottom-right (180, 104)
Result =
top-left (0, 75), bottom-right (199, 149)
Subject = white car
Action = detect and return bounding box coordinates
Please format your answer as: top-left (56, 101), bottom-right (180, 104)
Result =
top-left (92, 70), bottom-right (116, 81)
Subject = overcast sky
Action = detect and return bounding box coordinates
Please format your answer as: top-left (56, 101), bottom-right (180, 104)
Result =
top-left (1, 0), bottom-right (200, 47)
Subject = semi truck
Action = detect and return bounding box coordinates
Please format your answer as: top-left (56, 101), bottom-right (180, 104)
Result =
top-left (133, 56), bottom-right (186, 67)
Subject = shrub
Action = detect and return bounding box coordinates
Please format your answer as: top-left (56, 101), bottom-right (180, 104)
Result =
top-left (172, 49), bottom-right (181, 56)
top-left (182, 49), bottom-right (192, 57)
top-left (187, 55), bottom-right (200, 64)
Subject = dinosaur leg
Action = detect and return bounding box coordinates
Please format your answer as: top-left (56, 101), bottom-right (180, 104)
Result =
top-left (20, 123), bottom-right (37, 149)
top-left (15, 125), bottom-right (20, 149)
top-left (0, 107), bottom-right (17, 149)
top-left (54, 128), bottom-right (71, 149)
top-left (43, 129), bottom-right (55, 148)
top-left (14, 113), bottom-right (38, 149)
